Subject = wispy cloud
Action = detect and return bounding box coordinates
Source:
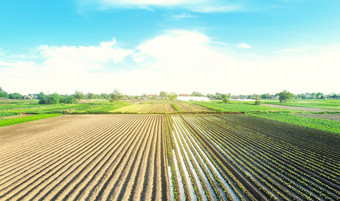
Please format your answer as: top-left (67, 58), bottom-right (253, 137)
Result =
top-left (78, 0), bottom-right (242, 13)
top-left (237, 43), bottom-right (251, 49)
top-left (171, 12), bottom-right (197, 19)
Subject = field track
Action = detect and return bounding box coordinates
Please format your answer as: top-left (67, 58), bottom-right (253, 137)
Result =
top-left (0, 114), bottom-right (169, 201)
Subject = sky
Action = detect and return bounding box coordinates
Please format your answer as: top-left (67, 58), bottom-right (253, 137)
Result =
top-left (0, 0), bottom-right (340, 95)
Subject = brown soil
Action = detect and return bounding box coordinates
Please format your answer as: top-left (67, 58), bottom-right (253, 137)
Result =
top-left (0, 114), bottom-right (168, 201)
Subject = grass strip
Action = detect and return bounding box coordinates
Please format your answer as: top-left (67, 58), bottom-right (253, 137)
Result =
top-left (0, 111), bottom-right (20, 118)
top-left (0, 113), bottom-right (62, 127)
top-left (173, 103), bottom-right (181, 112)
top-left (251, 113), bottom-right (340, 134)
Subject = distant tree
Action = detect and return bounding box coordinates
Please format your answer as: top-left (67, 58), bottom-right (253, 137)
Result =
top-left (168, 93), bottom-right (178, 101)
top-left (38, 93), bottom-right (61, 104)
top-left (206, 94), bottom-right (215, 100)
top-left (316, 92), bottom-right (324, 99)
top-left (160, 91), bottom-right (168, 98)
top-left (0, 87), bottom-right (8, 99)
top-left (8, 92), bottom-right (22, 99)
top-left (38, 93), bottom-right (48, 104)
top-left (215, 93), bottom-right (223, 100)
top-left (47, 93), bottom-right (60, 104)
top-left (278, 90), bottom-right (294, 103)
top-left (191, 91), bottom-right (203, 97)
top-left (261, 93), bottom-right (271, 99)
top-left (330, 94), bottom-right (339, 99)
top-left (60, 95), bottom-right (77, 104)
top-left (297, 93), bottom-right (306, 99)
top-left (221, 93), bottom-right (231, 103)
top-left (74, 91), bottom-right (86, 100)
top-left (110, 89), bottom-right (124, 102)
top-left (100, 93), bottom-right (110, 100)
top-left (86, 93), bottom-right (95, 99)
top-left (254, 95), bottom-right (261, 105)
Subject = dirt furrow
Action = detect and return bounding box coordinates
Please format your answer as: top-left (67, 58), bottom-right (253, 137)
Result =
top-left (0, 116), bottom-right (111, 178)
top-left (60, 115), bottom-right (144, 200)
top-left (108, 115), bottom-right (156, 201)
top-left (1, 118), bottom-right (121, 200)
top-left (85, 115), bottom-right (152, 200)
top-left (70, 115), bottom-right (150, 201)
top-left (135, 116), bottom-right (159, 200)
top-left (38, 116), bottom-right (140, 201)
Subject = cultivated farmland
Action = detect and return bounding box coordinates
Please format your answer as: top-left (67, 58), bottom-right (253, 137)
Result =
top-left (0, 114), bottom-right (168, 200)
top-left (112, 102), bottom-right (176, 113)
top-left (166, 114), bottom-right (340, 201)
top-left (0, 112), bottom-right (339, 201)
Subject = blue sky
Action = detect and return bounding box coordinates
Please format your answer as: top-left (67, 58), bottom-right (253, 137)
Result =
top-left (0, 0), bottom-right (340, 95)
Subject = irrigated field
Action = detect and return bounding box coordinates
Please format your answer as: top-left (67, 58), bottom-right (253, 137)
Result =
top-left (1, 113), bottom-right (339, 201)
top-left (166, 114), bottom-right (340, 201)
top-left (0, 114), bottom-right (168, 200)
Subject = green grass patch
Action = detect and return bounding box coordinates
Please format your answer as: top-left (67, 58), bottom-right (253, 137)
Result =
top-left (0, 113), bottom-right (62, 127)
top-left (172, 103), bottom-right (181, 112)
top-left (0, 111), bottom-right (20, 118)
top-left (263, 99), bottom-right (340, 110)
top-left (251, 112), bottom-right (340, 134)
top-left (195, 101), bottom-right (289, 113)
top-left (7, 102), bottom-right (130, 114)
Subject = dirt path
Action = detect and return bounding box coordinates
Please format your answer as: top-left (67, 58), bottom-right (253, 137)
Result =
top-left (262, 104), bottom-right (339, 112)
top-left (0, 114), bottom-right (168, 201)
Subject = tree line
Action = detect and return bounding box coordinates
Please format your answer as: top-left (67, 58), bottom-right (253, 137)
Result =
top-left (0, 87), bottom-right (339, 105)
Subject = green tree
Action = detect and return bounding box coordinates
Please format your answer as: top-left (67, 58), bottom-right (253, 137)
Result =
top-left (221, 93), bottom-right (231, 103)
top-left (278, 90), bottom-right (294, 103)
top-left (86, 93), bottom-right (95, 99)
top-left (160, 91), bottom-right (168, 98)
top-left (110, 89), bottom-right (124, 102)
top-left (74, 91), bottom-right (86, 100)
top-left (261, 93), bottom-right (271, 99)
top-left (8, 92), bottom-right (22, 99)
top-left (168, 93), bottom-right (178, 101)
top-left (254, 95), bottom-right (261, 105)
top-left (60, 95), bottom-right (77, 104)
top-left (100, 93), bottom-right (110, 99)
top-left (191, 91), bottom-right (203, 97)
top-left (0, 87), bottom-right (8, 99)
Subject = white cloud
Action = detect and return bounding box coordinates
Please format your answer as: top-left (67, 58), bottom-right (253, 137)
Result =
top-left (237, 43), bottom-right (251, 49)
top-left (79, 0), bottom-right (241, 13)
top-left (171, 12), bottom-right (197, 19)
top-left (1, 30), bottom-right (340, 95)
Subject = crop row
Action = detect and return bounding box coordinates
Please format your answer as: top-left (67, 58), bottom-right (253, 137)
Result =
top-left (0, 114), bottom-right (168, 201)
top-left (180, 114), bottom-right (340, 200)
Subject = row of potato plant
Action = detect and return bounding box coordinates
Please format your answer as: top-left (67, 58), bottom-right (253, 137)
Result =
top-left (181, 114), bottom-right (339, 201)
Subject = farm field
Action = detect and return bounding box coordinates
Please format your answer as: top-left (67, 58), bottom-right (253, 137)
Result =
top-left (167, 114), bottom-right (340, 200)
top-left (112, 102), bottom-right (176, 113)
top-left (194, 101), bottom-right (289, 113)
top-left (263, 99), bottom-right (340, 111)
top-left (174, 102), bottom-right (212, 113)
top-left (0, 114), bottom-right (169, 201)
top-left (194, 101), bottom-right (340, 133)
top-left (0, 108), bottom-right (339, 200)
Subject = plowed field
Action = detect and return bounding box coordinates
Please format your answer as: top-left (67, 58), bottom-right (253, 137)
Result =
top-left (1, 114), bottom-right (339, 201)
top-left (0, 115), bottom-right (169, 201)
